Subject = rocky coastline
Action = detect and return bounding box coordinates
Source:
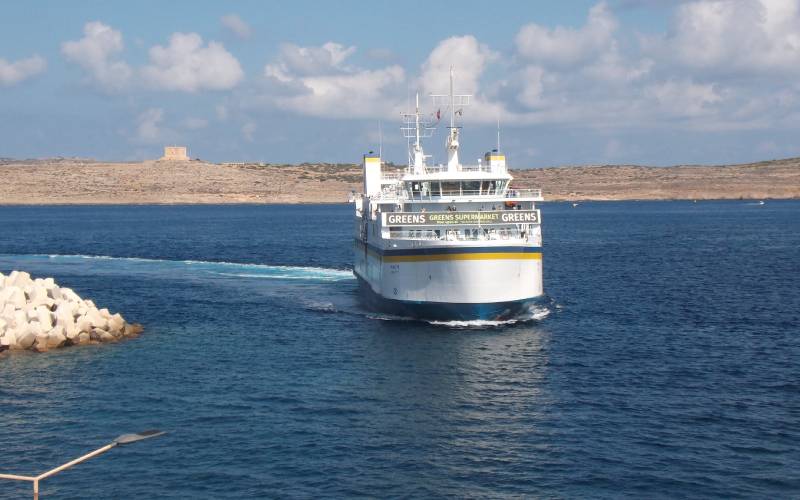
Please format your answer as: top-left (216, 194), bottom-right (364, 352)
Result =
top-left (0, 271), bottom-right (142, 353)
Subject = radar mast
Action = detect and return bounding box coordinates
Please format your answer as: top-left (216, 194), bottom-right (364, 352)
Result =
top-left (401, 92), bottom-right (435, 174)
top-left (431, 66), bottom-right (471, 172)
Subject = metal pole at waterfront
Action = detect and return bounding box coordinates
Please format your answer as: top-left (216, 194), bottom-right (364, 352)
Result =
top-left (0, 430), bottom-right (165, 499)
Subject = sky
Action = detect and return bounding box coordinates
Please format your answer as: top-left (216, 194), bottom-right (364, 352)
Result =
top-left (1, 0), bottom-right (800, 167)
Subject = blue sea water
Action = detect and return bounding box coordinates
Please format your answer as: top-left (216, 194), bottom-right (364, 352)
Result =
top-left (0, 201), bottom-right (799, 499)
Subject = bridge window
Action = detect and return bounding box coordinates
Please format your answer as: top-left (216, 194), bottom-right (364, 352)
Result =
top-left (441, 182), bottom-right (460, 196)
top-left (463, 181), bottom-right (480, 194)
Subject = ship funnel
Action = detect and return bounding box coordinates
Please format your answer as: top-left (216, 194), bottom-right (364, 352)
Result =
top-left (363, 152), bottom-right (382, 197)
top-left (485, 149), bottom-right (506, 173)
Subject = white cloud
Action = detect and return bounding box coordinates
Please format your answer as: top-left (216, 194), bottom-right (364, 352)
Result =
top-left (418, 35), bottom-right (496, 96)
top-left (221, 14), bottom-right (252, 39)
top-left (648, 0), bottom-right (800, 75)
top-left (142, 33), bottom-right (244, 92)
top-left (645, 79), bottom-right (722, 117)
top-left (583, 50), bottom-right (653, 84)
top-left (136, 108), bottom-right (164, 143)
top-left (416, 35), bottom-right (506, 123)
top-left (266, 42), bottom-right (356, 78)
top-left (236, 1), bottom-right (800, 139)
top-left (515, 2), bottom-right (617, 67)
top-left (0, 55), bottom-right (46, 86)
top-left (273, 67), bottom-right (405, 118)
top-left (516, 66), bottom-right (545, 109)
top-left (61, 21), bottom-right (132, 91)
top-left (263, 41), bottom-right (405, 118)
top-left (500, 1), bottom-right (767, 131)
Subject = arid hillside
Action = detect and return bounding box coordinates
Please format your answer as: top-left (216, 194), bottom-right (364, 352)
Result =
top-left (511, 158), bottom-right (800, 201)
top-left (0, 157), bottom-right (797, 204)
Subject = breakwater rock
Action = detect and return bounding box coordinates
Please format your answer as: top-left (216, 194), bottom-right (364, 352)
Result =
top-left (0, 271), bottom-right (142, 353)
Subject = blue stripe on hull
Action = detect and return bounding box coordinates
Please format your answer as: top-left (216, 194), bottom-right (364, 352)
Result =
top-left (355, 238), bottom-right (542, 257)
top-left (355, 274), bottom-right (539, 321)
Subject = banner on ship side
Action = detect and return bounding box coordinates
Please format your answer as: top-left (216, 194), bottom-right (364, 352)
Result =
top-left (383, 210), bottom-right (540, 226)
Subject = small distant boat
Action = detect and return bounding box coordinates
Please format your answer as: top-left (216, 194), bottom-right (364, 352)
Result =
top-left (572, 202), bottom-right (579, 208)
top-left (759, 200), bottom-right (765, 205)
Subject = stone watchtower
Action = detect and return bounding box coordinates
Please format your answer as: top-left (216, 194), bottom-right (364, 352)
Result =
top-left (160, 146), bottom-right (189, 161)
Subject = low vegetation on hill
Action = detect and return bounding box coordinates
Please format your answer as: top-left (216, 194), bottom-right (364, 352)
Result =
top-left (0, 157), bottom-right (797, 204)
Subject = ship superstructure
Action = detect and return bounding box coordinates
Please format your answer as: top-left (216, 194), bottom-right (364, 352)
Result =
top-left (352, 68), bottom-right (543, 321)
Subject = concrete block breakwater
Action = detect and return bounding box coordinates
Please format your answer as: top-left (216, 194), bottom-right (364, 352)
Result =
top-left (0, 271), bottom-right (142, 353)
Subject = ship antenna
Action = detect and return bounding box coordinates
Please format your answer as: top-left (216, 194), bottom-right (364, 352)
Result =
top-left (497, 117), bottom-right (500, 152)
top-left (450, 66), bottom-right (455, 129)
top-left (401, 90), bottom-right (435, 173)
top-left (415, 92), bottom-right (421, 152)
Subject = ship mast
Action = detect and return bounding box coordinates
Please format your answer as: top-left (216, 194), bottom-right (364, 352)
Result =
top-left (446, 67), bottom-right (459, 172)
top-left (497, 117), bottom-right (501, 152)
top-left (450, 67), bottom-right (456, 130)
top-left (414, 93), bottom-right (422, 171)
top-left (401, 92), bottom-right (434, 175)
top-left (431, 67), bottom-right (471, 173)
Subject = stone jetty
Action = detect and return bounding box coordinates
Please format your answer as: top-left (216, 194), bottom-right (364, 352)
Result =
top-left (0, 271), bottom-right (142, 353)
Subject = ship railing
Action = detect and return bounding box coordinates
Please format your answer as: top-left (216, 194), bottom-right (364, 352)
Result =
top-left (370, 191), bottom-right (403, 201)
top-left (412, 165), bottom-right (502, 174)
top-left (390, 227), bottom-right (537, 243)
top-left (505, 189), bottom-right (542, 199)
top-left (403, 188), bottom-right (542, 200)
top-left (381, 172), bottom-right (403, 181)
top-left (372, 188), bottom-right (542, 201)
top-left (459, 164), bottom-right (493, 173)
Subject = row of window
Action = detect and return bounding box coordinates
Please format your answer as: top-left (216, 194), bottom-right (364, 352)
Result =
top-left (390, 227), bottom-right (532, 241)
top-left (406, 180), bottom-right (507, 197)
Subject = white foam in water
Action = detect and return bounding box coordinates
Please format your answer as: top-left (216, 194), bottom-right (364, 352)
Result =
top-left (304, 301), bottom-right (338, 313)
top-left (427, 319), bottom-right (519, 327)
top-left (25, 254), bottom-right (355, 282)
top-left (427, 306), bottom-right (550, 328)
top-left (210, 270), bottom-right (353, 281)
top-left (6, 253), bottom-right (553, 328)
top-left (367, 312), bottom-right (417, 322)
top-left (368, 305), bottom-right (552, 328)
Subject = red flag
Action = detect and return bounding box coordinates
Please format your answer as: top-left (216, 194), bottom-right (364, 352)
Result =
top-left (436, 109), bottom-right (441, 120)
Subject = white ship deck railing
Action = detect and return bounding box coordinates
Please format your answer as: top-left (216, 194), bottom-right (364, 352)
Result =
top-left (381, 172), bottom-right (403, 181)
top-left (404, 188), bottom-right (543, 200)
top-left (506, 189), bottom-right (542, 198)
top-left (370, 188), bottom-right (542, 202)
top-left (387, 165), bottom-right (507, 176)
top-left (390, 227), bottom-right (538, 243)
top-left (459, 165), bottom-right (494, 173)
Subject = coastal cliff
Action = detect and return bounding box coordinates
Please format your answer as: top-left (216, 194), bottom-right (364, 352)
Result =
top-left (0, 156), bottom-right (797, 204)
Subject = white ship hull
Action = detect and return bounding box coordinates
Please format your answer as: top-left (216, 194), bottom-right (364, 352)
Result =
top-left (353, 239), bottom-right (543, 320)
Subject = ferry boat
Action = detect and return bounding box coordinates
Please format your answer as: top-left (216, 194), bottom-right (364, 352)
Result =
top-left (352, 69), bottom-right (544, 321)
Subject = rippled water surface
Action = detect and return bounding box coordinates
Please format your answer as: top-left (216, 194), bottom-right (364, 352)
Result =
top-left (1, 202), bottom-right (799, 499)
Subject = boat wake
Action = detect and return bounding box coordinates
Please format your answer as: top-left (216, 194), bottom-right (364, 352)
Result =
top-left (362, 301), bottom-right (554, 329)
top-left (0, 253), bottom-right (553, 329)
top-left (0, 253), bottom-right (354, 282)
top-left (426, 304), bottom-right (551, 328)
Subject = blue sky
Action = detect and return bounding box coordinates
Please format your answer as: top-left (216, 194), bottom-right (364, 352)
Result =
top-left (1, 0), bottom-right (799, 167)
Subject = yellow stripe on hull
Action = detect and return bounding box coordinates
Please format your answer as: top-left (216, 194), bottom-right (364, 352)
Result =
top-left (383, 252), bottom-right (542, 263)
